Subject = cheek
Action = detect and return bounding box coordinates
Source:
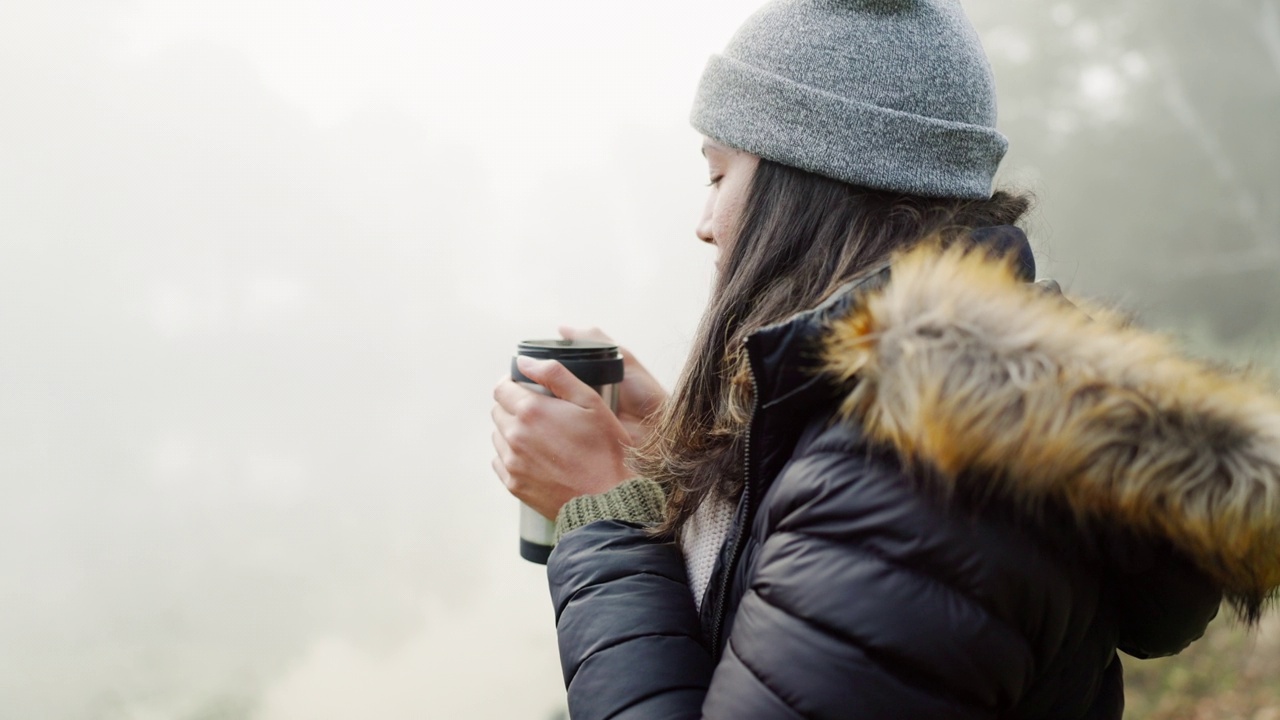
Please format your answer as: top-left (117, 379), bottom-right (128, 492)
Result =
top-left (712, 202), bottom-right (731, 239)
top-left (711, 207), bottom-right (734, 254)
top-left (701, 191), bottom-right (717, 227)
top-left (713, 183), bottom-right (748, 251)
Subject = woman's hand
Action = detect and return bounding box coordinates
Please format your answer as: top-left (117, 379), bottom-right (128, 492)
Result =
top-left (492, 355), bottom-right (634, 520)
top-left (558, 327), bottom-right (669, 448)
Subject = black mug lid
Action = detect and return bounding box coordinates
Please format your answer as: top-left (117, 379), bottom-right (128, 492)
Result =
top-left (517, 339), bottom-right (618, 360)
top-left (513, 339), bottom-right (623, 386)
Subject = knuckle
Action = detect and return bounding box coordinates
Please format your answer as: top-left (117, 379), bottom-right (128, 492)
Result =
top-left (505, 453), bottom-right (526, 476)
top-left (504, 426), bottom-right (524, 451)
top-left (515, 399), bottom-right (541, 423)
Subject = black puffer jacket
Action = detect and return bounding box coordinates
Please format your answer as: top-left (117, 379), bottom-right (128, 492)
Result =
top-left (548, 242), bottom-right (1280, 719)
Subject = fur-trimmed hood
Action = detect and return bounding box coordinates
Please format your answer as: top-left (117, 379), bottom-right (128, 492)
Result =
top-left (819, 243), bottom-right (1280, 620)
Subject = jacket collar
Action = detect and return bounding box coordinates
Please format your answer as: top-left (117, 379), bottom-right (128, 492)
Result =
top-left (745, 226), bottom-right (1035, 411)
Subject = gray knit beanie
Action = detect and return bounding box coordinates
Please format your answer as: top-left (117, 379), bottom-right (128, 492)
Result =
top-left (691, 0), bottom-right (1007, 199)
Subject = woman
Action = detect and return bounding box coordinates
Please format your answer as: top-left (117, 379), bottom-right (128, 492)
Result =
top-left (491, 1), bottom-right (1280, 717)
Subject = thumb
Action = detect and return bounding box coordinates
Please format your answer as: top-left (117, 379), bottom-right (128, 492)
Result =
top-left (516, 356), bottom-right (600, 409)
top-left (559, 325), bottom-right (637, 365)
top-left (558, 325), bottom-right (614, 344)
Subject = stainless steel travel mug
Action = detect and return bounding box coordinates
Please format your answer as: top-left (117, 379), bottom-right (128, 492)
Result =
top-left (511, 339), bottom-right (624, 564)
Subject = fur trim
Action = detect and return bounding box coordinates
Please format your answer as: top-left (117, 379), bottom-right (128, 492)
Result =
top-left (822, 243), bottom-right (1280, 620)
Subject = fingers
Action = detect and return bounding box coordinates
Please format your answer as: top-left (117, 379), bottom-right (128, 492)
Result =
top-left (490, 454), bottom-right (504, 479)
top-left (559, 325), bottom-right (641, 368)
top-left (490, 418), bottom-right (513, 491)
top-left (559, 325), bottom-right (613, 343)
top-left (493, 377), bottom-right (532, 415)
top-left (491, 424), bottom-right (514, 476)
top-left (491, 384), bottom-right (543, 472)
top-left (490, 400), bottom-right (515, 437)
top-left (515, 356), bottom-right (600, 409)
top-left (616, 344), bottom-right (641, 369)
top-left (488, 362), bottom-right (635, 517)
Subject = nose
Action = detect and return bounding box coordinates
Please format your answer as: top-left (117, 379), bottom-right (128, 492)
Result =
top-left (696, 197), bottom-right (715, 246)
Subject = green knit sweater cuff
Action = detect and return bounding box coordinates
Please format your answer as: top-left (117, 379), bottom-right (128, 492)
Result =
top-left (554, 477), bottom-right (667, 543)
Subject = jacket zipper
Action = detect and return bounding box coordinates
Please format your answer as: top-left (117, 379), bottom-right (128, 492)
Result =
top-left (708, 346), bottom-right (760, 657)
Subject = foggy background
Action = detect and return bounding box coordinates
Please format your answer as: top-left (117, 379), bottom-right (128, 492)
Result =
top-left (0, 1), bottom-right (1276, 718)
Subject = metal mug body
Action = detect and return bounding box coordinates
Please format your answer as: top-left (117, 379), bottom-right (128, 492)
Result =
top-left (511, 340), bottom-right (624, 564)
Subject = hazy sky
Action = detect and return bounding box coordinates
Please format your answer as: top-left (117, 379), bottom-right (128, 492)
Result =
top-left (0, 2), bottom-right (758, 718)
top-left (2, 1), bottom-right (1273, 718)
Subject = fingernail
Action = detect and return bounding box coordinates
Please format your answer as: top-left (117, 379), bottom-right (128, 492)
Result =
top-left (516, 355), bottom-right (538, 372)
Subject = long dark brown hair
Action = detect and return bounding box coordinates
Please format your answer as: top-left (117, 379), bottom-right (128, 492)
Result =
top-left (632, 158), bottom-right (1032, 536)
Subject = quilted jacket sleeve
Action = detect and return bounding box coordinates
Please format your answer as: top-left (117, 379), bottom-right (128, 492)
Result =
top-left (548, 521), bottom-right (714, 720)
top-left (701, 448), bottom-right (1041, 719)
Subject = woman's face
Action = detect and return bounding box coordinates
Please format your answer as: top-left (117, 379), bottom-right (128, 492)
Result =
top-left (697, 137), bottom-right (759, 268)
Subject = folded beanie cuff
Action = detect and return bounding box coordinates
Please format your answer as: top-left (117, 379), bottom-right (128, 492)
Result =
top-left (690, 54), bottom-right (1008, 200)
top-left (554, 477), bottom-right (667, 543)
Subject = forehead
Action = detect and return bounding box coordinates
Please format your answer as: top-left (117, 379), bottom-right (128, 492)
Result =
top-left (701, 137), bottom-right (735, 157)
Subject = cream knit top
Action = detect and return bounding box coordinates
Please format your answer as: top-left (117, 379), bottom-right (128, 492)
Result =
top-left (681, 497), bottom-right (735, 611)
top-left (554, 478), bottom-right (735, 611)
